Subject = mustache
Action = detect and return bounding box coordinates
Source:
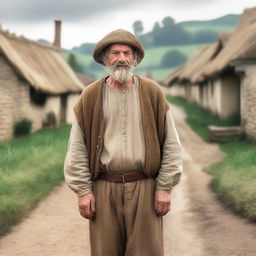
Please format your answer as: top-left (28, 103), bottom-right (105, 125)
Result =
top-left (112, 61), bottom-right (132, 69)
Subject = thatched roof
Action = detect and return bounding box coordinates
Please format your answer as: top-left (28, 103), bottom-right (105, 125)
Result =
top-left (177, 29), bottom-right (234, 84)
top-left (0, 28), bottom-right (84, 94)
top-left (163, 65), bottom-right (185, 86)
top-left (163, 29), bottom-right (233, 85)
top-left (202, 7), bottom-right (256, 78)
top-left (179, 44), bottom-right (218, 83)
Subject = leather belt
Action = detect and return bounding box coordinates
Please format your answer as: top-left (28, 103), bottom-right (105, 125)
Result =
top-left (97, 172), bottom-right (148, 183)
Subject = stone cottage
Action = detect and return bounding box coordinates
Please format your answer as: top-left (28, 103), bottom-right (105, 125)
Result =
top-left (0, 21), bottom-right (84, 142)
top-left (164, 33), bottom-right (239, 120)
top-left (163, 7), bottom-right (256, 141)
top-left (229, 19), bottom-right (256, 141)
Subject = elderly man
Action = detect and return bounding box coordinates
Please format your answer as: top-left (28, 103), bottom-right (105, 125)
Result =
top-left (64, 29), bottom-right (182, 256)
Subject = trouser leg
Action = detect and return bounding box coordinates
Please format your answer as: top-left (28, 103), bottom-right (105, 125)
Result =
top-left (124, 179), bottom-right (164, 256)
top-left (89, 178), bottom-right (164, 256)
top-left (89, 180), bottom-right (126, 256)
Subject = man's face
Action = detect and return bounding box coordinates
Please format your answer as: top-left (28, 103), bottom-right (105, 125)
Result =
top-left (105, 44), bottom-right (135, 68)
top-left (104, 44), bottom-right (136, 83)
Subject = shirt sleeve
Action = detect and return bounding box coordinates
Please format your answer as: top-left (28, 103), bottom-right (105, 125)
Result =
top-left (64, 116), bottom-right (93, 197)
top-left (156, 107), bottom-right (183, 191)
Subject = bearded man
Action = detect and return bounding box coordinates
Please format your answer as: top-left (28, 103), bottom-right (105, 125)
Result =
top-left (64, 29), bottom-right (183, 256)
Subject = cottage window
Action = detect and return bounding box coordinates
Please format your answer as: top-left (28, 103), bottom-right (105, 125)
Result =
top-left (30, 87), bottom-right (47, 106)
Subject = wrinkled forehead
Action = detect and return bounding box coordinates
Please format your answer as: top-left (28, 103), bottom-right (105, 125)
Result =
top-left (108, 43), bottom-right (134, 52)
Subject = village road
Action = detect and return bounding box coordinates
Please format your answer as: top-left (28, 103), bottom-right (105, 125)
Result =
top-left (0, 105), bottom-right (255, 256)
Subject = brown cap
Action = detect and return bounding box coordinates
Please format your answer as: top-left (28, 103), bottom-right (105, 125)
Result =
top-left (93, 29), bottom-right (145, 65)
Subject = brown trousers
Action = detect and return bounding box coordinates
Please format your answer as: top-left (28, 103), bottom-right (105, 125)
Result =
top-left (89, 178), bottom-right (164, 256)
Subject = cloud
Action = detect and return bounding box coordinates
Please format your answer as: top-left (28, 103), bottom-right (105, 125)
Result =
top-left (0, 0), bottom-right (217, 22)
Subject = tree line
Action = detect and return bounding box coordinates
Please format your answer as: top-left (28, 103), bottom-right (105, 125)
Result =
top-left (133, 16), bottom-right (218, 47)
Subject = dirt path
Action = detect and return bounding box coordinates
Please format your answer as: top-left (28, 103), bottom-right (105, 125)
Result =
top-left (0, 105), bottom-right (255, 256)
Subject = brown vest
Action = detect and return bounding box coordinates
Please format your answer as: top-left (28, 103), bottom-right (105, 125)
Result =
top-left (73, 76), bottom-right (169, 180)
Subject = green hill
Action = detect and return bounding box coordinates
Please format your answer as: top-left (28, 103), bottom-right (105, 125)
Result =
top-left (179, 14), bottom-right (240, 27)
top-left (180, 14), bottom-right (240, 33)
top-left (63, 13), bottom-right (241, 80)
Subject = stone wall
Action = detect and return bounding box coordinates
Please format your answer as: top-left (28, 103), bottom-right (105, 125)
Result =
top-left (0, 55), bottom-right (30, 141)
top-left (0, 55), bottom-right (64, 142)
top-left (162, 84), bottom-right (186, 98)
top-left (240, 66), bottom-right (256, 141)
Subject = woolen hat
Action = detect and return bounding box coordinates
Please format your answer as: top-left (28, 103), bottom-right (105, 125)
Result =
top-left (93, 29), bottom-right (145, 65)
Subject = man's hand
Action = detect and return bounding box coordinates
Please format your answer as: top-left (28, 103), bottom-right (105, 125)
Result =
top-left (154, 189), bottom-right (171, 216)
top-left (78, 193), bottom-right (96, 219)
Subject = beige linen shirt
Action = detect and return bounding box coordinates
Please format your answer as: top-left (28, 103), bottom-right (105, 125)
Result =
top-left (64, 79), bottom-right (183, 197)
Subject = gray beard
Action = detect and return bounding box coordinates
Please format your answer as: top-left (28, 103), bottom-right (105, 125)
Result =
top-left (105, 64), bottom-right (134, 83)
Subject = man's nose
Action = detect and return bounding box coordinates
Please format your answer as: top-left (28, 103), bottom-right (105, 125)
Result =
top-left (117, 53), bottom-right (126, 62)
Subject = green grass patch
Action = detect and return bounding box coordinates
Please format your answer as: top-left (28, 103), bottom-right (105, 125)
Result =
top-left (167, 95), bottom-right (256, 221)
top-left (0, 125), bottom-right (71, 236)
top-left (206, 140), bottom-right (256, 221)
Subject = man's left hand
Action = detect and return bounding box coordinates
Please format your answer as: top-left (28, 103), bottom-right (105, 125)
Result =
top-left (154, 189), bottom-right (171, 216)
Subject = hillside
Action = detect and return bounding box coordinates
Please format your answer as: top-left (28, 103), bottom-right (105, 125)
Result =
top-left (179, 14), bottom-right (240, 27)
top-left (180, 14), bottom-right (240, 33)
top-left (62, 13), bottom-right (240, 80)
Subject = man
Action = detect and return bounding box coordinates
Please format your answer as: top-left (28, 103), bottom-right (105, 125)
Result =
top-left (64, 29), bottom-right (182, 256)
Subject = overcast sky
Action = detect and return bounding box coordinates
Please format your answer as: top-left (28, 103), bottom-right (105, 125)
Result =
top-left (0, 0), bottom-right (255, 49)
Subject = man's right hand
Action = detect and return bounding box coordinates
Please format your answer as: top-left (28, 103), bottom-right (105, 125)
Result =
top-left (78, 193), bottom-right (96, 219)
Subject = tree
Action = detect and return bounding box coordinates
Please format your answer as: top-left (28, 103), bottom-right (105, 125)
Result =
top-left (67, 53), bottom-right (84, 73)
top-left (133, 20), bottom-right (144, 36)
top-left (162, 16), bottom-right (175, 28)
top-left (152, 22), bottom-right (161, 32)
top-left (161, 50), bottom-right (187, 68)
top-left (152, 17), bottom-right (191, 46)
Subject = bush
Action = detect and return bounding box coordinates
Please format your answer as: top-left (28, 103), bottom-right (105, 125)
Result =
top-left (14, 119), bottom-right (32, 137)
top-left (43, 112), bottom-right (57, 128)
top-left (161, 50), bottom-right (187, 68)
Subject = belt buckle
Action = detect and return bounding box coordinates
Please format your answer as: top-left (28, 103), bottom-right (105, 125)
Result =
top-left (122, 174), bottom-right (128, 183)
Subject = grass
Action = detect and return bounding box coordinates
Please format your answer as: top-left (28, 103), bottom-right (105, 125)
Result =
top-left (167, 95), bottom-right (256, 221)
top-left (0, 125), bottom-right (71, 236)
top-left (206, 140), bottom-right (256, 221)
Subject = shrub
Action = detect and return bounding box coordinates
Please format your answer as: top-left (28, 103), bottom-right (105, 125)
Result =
top-left (161, 50), bottom-right (187, 68)
top-left (43, 112), bottom-right (57, 128)
top-left (14, 119), bottom-right (32, 137)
